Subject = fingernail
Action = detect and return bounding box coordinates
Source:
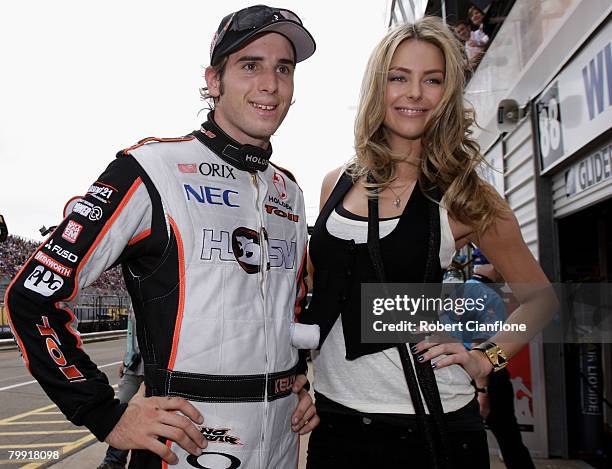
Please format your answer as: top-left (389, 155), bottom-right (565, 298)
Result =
top-left (417, 355), bottom-right (424, 362)
top-left (410, 346), bottom-right (418, 354)
top-left (431, 363), bottom-right (437, 369)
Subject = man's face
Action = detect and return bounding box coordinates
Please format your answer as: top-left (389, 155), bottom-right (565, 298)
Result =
top-left (205, 33), bottom-right (295, 148)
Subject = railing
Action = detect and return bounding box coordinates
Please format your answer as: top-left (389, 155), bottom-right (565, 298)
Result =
top-left (0, 284), bottom-right (130, 338)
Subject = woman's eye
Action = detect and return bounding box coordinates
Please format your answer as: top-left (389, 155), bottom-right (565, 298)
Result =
top-left (389, 75), bottom-right (405, 82)
top-left (426, 78), bottom-right (443, 85)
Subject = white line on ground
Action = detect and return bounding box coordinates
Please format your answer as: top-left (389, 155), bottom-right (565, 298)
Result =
top-left (0, 361), bottom-right (122, 392)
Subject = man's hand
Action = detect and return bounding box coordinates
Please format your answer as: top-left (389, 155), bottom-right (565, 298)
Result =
top-left (290, 374), bottom-right (319, 435)
top-left (105, 384), bottom-right (207, 465)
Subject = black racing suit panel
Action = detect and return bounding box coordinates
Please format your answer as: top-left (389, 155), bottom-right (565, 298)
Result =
top-left (4, 155), bottom-right (165, 441)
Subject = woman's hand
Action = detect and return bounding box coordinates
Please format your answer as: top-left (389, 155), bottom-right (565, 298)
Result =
top-left (410, 340), bottom-right (493, 380)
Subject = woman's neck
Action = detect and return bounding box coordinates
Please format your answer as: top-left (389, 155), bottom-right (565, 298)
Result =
top-left (388, 135), bottom-right (422, 181)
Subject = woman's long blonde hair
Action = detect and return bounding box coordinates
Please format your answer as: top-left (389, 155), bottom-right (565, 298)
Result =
top-left (350, 16), bottom-right (509, 234)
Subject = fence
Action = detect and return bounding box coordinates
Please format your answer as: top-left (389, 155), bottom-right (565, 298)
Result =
top-left (0, 281), bottom-right (129, 338)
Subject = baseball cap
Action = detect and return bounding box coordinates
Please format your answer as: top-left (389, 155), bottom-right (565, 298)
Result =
top-left (210, 5), bottom-right (316, 66)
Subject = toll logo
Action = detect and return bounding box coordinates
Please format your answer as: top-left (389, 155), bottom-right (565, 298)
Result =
top-left (231, 228), bottom-right (261, 274)
top-left (24, 266), bottom-right (64, 297)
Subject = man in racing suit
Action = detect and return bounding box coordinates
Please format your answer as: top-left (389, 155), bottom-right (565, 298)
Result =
top-left (5, 5), bottom-right (318, 468)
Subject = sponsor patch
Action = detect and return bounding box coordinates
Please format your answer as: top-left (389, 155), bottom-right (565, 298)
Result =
top-left (87, 181), bottom-right (116, 204)
top-left (24, 266), bottom-right (64, 297)
top-left (186, 452), bottom-right (241, 469)
top-left (184, 184), bottom-right (239, 208)
top-left (44, 239), bottom-right (79, 263)
top-left (73, 200), bottom-right (103, 222)
top-left (178, 163), bottom-right (198, 173)
top-left (264, 204), bottom-right (299, 223)
top-left (62, 220), bottom-right (83, 244)
top-left (273, 171), bottom-right (288, 200)
top-left (201, 229), bottom-right (296, 270)
top-left (267, 195), bottom-right (293, 212)
top-left (199, 427), bottom-right (243, 446)
top-left (198, 162), bottom-right (236, 180)
top-left (34, 251), bottom-right (73, 277)
top-left (231, 227), bottom-right (261, 274)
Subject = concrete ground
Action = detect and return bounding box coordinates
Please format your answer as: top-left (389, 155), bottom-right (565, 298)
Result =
top-left (51, 437), bottom-right (594, 469)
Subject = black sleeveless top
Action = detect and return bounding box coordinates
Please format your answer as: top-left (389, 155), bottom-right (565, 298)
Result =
top-left (303, 173), bottom-right (443, 359)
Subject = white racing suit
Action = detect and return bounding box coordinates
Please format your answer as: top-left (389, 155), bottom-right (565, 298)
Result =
top-left (5, 116), bottom-right (309, 469)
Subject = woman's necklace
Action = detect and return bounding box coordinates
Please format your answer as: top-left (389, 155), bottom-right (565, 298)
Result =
top-left (387, 181), bottom-right (414, 208)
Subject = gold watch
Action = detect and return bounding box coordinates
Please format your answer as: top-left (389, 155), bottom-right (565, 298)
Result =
top-left (473, 342), bottom-right (508, 372)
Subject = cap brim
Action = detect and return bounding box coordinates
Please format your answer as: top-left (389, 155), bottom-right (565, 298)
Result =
top-left (213, 20), bottom-right (316, 64)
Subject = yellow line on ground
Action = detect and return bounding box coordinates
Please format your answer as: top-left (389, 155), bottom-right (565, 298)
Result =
top-left (0, 404), bottom-right (57, 424)
top-left (57, 433), bottom-right (97, 455)
top-left (0, 429), bottom-right (90, 436)
top-left (0, 420), bottom-right (68, 425)
top-left (35, 411), bottom-right (63, 415)
top-left (0, 443), bottom-right (66, 448)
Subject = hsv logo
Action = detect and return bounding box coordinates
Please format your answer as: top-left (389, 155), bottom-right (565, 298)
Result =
top-left (264, 205), bottom-right (299, 223)
top-left (201, 229), bottom-right (296, 271)
top-left (34, 251), bottom-right (73, 277)
top-left (200, 427), bottom-right (243, 445)
top-left (37, 316), bottom-right (84, 382)
top-left (272, 171), bottom-right (288, 200)
top-left (231, 227), bottom-right (261, 274)
top-left (45, 239), bottom-right (79, 263)
top-left (73, 200), bottom-right (103, 221)
top-left (62, 220), bottom-right (83, 244)
top-left (87, 181), bottom-right (115, 204)
top-left (24, 266), bottom-right (64, 297)
top-left (184, 184), bottom-right (239, 208)
top-left (199, 162), bottom-right (236, 180)
top-left (178, 163), bottom-right (197, 173)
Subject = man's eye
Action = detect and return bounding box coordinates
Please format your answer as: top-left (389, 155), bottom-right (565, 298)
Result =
top-left (278, 65), bottom-right (291, 74)
top-left (243, 63), bottom-right (257, 71)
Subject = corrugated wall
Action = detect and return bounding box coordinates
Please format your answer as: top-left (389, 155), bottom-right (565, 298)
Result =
top-left (500, 117), bottom-right (539, 259)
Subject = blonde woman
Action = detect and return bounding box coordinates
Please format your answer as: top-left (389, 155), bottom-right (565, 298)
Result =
top-left (303, 16), bottom-right (554, 469)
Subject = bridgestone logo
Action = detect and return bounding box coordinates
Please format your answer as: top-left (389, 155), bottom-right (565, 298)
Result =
top-left (34, 251), bottom-right (73, 277)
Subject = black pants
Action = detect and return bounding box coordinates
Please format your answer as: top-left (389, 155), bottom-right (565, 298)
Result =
top-left (487, 369), bottom-right (535, 469)
top-left (306, 394), bottom-right (489, 469)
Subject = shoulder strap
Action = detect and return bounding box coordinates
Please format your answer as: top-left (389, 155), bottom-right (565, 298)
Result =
top-left (366, 175), bottom-right (452, 469)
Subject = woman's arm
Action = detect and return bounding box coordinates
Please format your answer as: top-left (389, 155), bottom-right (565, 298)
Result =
top-left (415, 193), bottom-right (558, 379)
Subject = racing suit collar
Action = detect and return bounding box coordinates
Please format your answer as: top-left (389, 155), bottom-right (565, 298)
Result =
top-left (194, 111), bottom-right (273, 173)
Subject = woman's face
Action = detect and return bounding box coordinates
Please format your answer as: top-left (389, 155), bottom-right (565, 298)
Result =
top-left (383, 39), bottom-right (445, 145)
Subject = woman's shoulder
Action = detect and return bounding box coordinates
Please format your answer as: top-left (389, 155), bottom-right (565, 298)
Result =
top-left (320, 165), bottom-right (349, 208)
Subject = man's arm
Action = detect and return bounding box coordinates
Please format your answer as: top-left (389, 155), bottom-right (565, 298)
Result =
top-left (5, 155), bottom-right (151, 440)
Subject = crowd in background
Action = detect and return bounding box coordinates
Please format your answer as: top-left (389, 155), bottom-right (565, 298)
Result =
top-left (0, 234), bottom-right (126, 294)
top-left (453, 0), bottom-right (514, 71)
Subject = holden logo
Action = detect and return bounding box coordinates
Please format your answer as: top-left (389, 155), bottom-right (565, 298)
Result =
top-left (272, 172), bottom-right (288, 200)
top-left (231, 228), bottom-right (261, 274)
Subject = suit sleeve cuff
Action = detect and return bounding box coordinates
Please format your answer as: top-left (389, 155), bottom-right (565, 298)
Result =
top-left (80, 399), bottom-right (128, 441)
